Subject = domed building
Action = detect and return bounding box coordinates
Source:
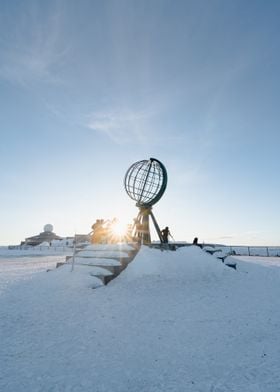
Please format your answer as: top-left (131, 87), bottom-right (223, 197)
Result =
top-left (22, 224), bottom-right (62, 246)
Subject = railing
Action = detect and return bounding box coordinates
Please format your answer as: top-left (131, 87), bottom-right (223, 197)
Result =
top-left (228, 246), bottom-right (280, 257)
top-left (8, 245), bottom-right (72, 252)
top-left (7, 244), bottom-right (280, 257)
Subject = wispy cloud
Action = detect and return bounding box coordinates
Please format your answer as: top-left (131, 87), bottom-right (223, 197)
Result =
top-left (0, 2), bottom-right (67, 86)
top-left (86, 108), bottom-right (155, 144)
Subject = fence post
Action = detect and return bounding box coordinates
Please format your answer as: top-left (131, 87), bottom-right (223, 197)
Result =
top-left (71, 235), bottom-right (77, 272)
top-left (267, 247), bottom-right (269, 257)
top-left (248, 247), bottom-right (250, 256)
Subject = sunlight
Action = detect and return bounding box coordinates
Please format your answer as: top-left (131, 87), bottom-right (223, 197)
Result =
top-left (110, 219), bottom-right (129, 238)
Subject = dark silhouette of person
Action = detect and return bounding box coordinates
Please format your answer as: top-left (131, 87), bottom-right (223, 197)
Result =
top-left (193, 237), bottom-right (198, 245)
top-left (192, 237), bottom-right (202, 248)
top-left (161, 226), bottom-right (170, 243)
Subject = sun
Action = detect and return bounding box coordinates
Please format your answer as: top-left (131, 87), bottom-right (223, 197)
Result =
top-left (110, 220), bottom-right (129, 237)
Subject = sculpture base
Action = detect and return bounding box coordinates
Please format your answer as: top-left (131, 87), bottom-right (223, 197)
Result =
top-left (132, 206), bottom-right (164, 245)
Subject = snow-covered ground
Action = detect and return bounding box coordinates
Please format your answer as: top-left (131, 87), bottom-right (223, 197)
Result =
top-left (0, 246), bottom-right (280, 391)
top-left (0, 246), bottom-right (72, 295)
top-left (214, 246), bottom-right (280, 257)
top-left (233, 255), bottom-right (280, 267)
top-left (0, 245), bottom-right (73, 258)
top-left (0, 255), bottom-right (66, 295)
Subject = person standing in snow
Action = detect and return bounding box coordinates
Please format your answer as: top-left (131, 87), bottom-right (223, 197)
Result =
top-left (161, 226), bottom-right (171, 243)
top-left (193, 237), bottom-right (198, 245)
top-left (192, 237), bottom-right (202, 248)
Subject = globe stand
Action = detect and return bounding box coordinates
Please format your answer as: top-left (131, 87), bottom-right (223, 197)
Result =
top-left (133, 206), bottom-right (164, 245)
top-left (124, 157), bottom-right (168, 245)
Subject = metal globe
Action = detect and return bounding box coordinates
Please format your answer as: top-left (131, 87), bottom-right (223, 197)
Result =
top-left (124, 158), bottom-right (167, 207)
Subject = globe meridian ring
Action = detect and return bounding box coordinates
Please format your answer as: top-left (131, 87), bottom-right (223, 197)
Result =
top-left (124, 158), bottom-right (167, 207)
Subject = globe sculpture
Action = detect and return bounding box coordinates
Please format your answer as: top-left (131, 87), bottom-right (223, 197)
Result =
top-left (124, 158), bottom-right (168, 244)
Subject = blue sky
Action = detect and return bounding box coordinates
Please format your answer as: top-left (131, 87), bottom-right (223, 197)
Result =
top-left (1, 0), bottom-right (280, 245)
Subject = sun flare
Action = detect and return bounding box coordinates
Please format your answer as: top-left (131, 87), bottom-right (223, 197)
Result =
top-left (110, 220), bottom-right (129, 238)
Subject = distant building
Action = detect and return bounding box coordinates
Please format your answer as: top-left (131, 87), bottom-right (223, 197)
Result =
top-left (21, 224), bottom-right (62, 246)
top-left (74, 234), bottom-right (91, 244)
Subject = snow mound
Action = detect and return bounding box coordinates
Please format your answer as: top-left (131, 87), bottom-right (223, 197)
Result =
top-left (118, 245), bottom-right (230, 283)
top-left (84, 243), bottom-right (136, 252)
top-left (76, 250), bottom-right (130, 258)
top-left (89, 267), bottom-right (113, 276)
top-left (68, 256), bottom-right (121, 266)
top-left (46, 264), bottom-right (104, 289)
